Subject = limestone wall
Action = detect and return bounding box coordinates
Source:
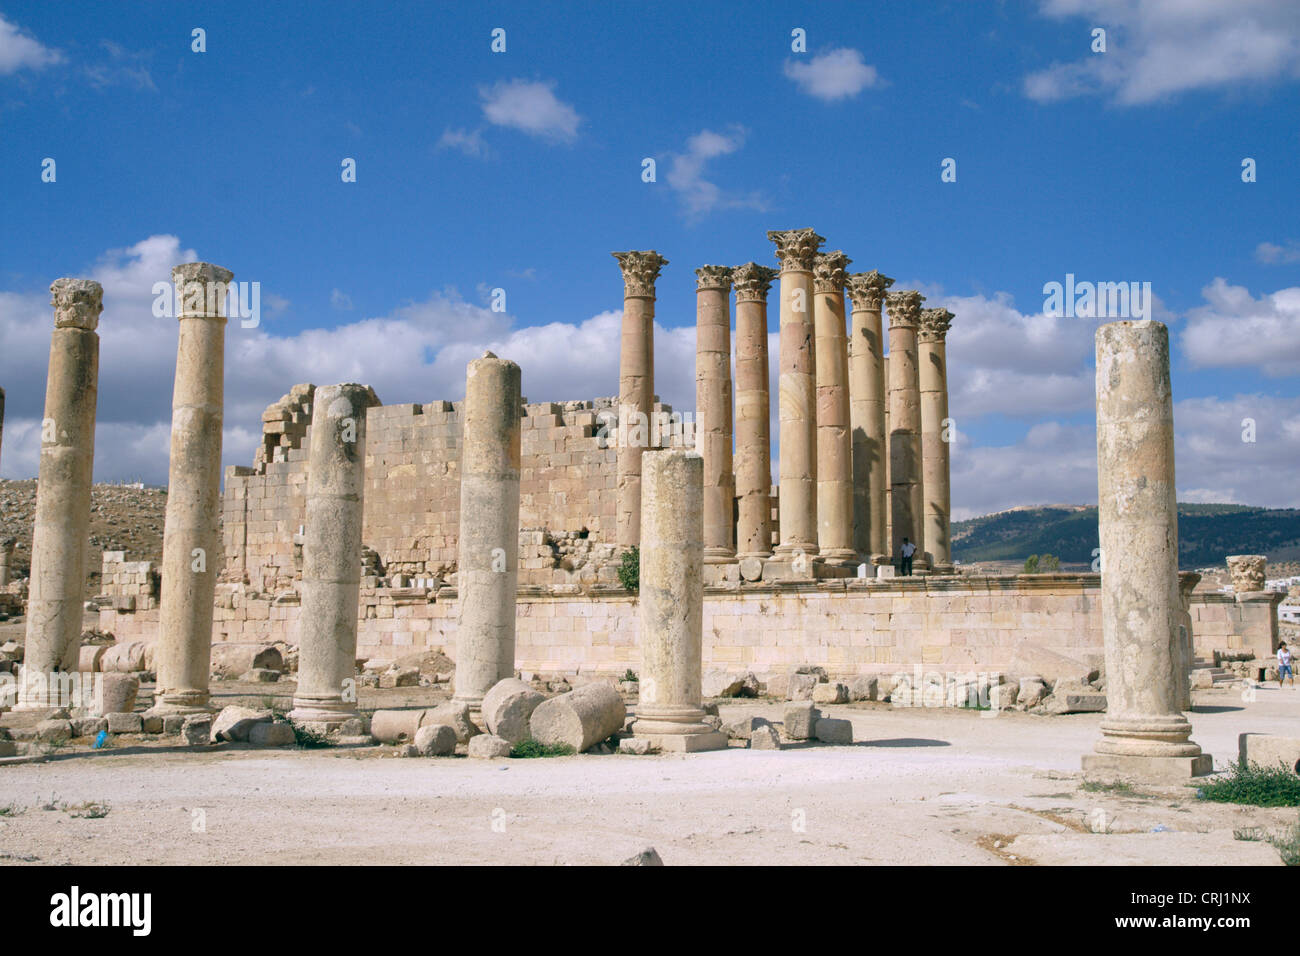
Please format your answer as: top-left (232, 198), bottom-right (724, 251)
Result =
top-left (220, 389), bottom-right (695, 592)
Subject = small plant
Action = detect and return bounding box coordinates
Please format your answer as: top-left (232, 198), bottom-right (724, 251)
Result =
top-left (1198, 761), bottom-right (1300, 807)
top-left (622, 669), bottom-right (638, 683)
top-left (510, 738), bottom-right (577, 759)
top-left (0, 803), bottom-right (24, 817)
top-left (1023, 554), bottom-right (1039, 573)
top-left (1081, 780), bottom-right (1136, 794)
top-left (67, 802), bottom-right (110, 819)
top-left (617, 547), bottom-right (639, 592)
top-left (1234, 814), bottom-right (1300, 865)
top-left (1040, 553), bottom-right (1061, 572)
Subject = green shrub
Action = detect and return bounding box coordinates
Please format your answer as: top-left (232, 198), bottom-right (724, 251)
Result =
top-left (510, 738), bottom-right (577, 759)
top-left (1198, 762), bottom-right (1300, 807)
top-left (1023, 554), bottom-right (1039, 573)
top-left (617, 546), bottom-right (640, 592)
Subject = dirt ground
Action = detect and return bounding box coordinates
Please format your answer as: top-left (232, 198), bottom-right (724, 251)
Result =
top-left (1, 680), bottom-right (1296, 866)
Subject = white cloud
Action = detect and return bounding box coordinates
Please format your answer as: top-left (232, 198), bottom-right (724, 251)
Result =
top-left (1256, 240), bottom-right (1300, 264)
top-left (784, 48), bottom-right (881, 101)
top-left (437, 127), bottom-right (489, 158)
top-left (329, 289), bottom-right (353, 311)
top-left (479, 79), bottom-right (580, 142)
top-left (0, 14), bottom-right (60, 75)
top-left (664, 126), bottom-right (767, 221)
top-left (85, 39), bottom-right (156, 92)
top-left (1180, 278), bottom-right (1300, 375)
top-left (1025, 0), bottom-right (1300, 105)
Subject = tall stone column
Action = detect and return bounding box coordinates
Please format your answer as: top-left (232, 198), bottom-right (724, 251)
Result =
top-left (886, 290), bottom-right (926, 568)
top-left (846, 271), bottom-right (893, 565)
top-left (732, 263), bottom-right (778, 560)
top-left (612, 251), bottom-right (668, 550)
top-left (695, 266), bottom-right (735, 563)
top-left (813, 251), bottom-right (855, 562)
top-left (18, 279), bottom-right (101, 709)
top-left (883, 356), bottom-right (891, 551)
top-left (0, 537), bottom-right (13, 588)
top-left (154, 263), bottom-right (231, 714)
top-left (768, 228), bottom-right (824, 560)
top-left (290, 383), bottom-right (377, 726)
top-left (919, 307), bottom-right (955, 573)
top-left (634, 449), bottom-right (727, 753)
top-left (1082, 320), bottom-right (1211, 781)
top-left (452, 352), bottom-right (522, 721)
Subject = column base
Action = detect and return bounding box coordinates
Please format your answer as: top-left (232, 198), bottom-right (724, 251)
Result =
top-left (703, 547), bottom-right (737, 565)
top-left (773, 541), bottom-right (819, 558)
top-left (1082, 752), bottom-right (1214, 782)
top-left (818, 548), bottom-right (859, 564)
top-left (288, 698), bottom-right (358, 726)
top-left (149, 690), bottom-right (212, 716)
top-left (633, 730), bottom-right (729, 753)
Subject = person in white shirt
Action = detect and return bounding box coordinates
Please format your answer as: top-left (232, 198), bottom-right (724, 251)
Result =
top-left (899, 538), bottom-right (916, 577)
top-left (1278, 642), bottom-right (1293, 687)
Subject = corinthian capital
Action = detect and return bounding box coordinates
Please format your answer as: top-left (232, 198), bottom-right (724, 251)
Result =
top-left (694, 265), bottom-right (733, 292)
top-left (50, 278), bottom-right (103, 331)
top-left (845, 270), bottom-right (895, 311)
top-left (812, 251), bottom-right (852, 294)
top-left (919, 307), bottom-right (954, 343)
top-left (766, 228), bottom-right (825, 272)
top-left (731, 262), bottom-right (778, 302)
top-left (612, 250), bottom-right (669, 298)
top-left (885, 290), bottom-right (925, 330)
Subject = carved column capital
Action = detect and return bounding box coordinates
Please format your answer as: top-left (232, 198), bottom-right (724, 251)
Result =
top-left (812, 251), bottom-right (852, 294)
top-left (766, 228), bottom-right (825, 272)
top-left (49, 278), bottom-right (103, 331)
top-left (694, 265), bottom-right (733, 292)
top-left (885, 290), bottom-right (925, 329)
top-left (172, 262), bottom-right (235, 319)
top-left (612, 251), bottom-right (669, 298)
top-left (919, 307), bottom-right (954, 343)
top-left (731, 262), bottom-right (779, 302)
top-left (845, 270), bottom-right (895, 311)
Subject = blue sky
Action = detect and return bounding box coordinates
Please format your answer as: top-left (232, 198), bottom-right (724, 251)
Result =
top-left (1, 0), bottom-right (1298, 518)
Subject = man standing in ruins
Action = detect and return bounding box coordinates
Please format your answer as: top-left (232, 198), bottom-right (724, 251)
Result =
top-left (900, 537), bottom-right (916, 577)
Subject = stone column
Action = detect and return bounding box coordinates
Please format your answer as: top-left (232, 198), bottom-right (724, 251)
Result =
top-left (813, 251), bottom-right (855, 562)
top-left (290, 383), bottom-right (377, 726)
top-left (768, 228), bottom-right (824, 560)
top-left (0, 385), bottom-right (5, 470)
top-left (846, 272), bottom-right (893, 565)
top-left (154, 263), bottom-right (231, 714)
top-left (695, 266), bottom-right (735, 563)
top-left (919, 307), bottom-right (954, 573)
top-left (18, 279), bottom-right (101, 709)
top-left (634, 449), bottom-right (727, 753)
top-left (612, 251), bottom-right (668, 550)
top-left (885, 290), bottom-right (926, 568)
top-left (732, 263), bottom-right (778, 562)
top-left (1083, 320), bottom-right (1211, 781)
top-left (883, 356), bottom-right (891, 551)
top-left (452, 352), bottom-right (522, 721)
top-left (0, 537), bottom-right (13, 588)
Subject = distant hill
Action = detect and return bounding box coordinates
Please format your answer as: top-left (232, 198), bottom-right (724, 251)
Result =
top-left (951, 504), bottom-right (1300, 570)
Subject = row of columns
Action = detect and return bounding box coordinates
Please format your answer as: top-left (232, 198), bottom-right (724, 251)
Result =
top-left (612, 234), bottom-right (955, 572)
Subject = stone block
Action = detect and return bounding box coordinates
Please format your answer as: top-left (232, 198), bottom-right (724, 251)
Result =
top-left (182, 715), bottom-right (212, 746)
top-left (240, 668), bottom-right (281, 683)
top-left (812, 682), bottom-right (849, 705)
top-left (468, 734), bottom-right (514, 759)
top-left (787, 673), bottom-right (818, 701)
top-left (723, 715), bottom-right (772, 740)
top-left (249, 721), bottom-right (296, 747)
top-left (1238, 734), bottom-right (1300, 773)
top-left (72, 717), bottom-right (108, 737)
top-left (814, 717), bottom-right (853, 745)
top-left (847, 675), bottom-right (878, 701)
top-left (619, 737), bottom-right (655, 755)
top-left (35, 719), bottom-right (72, 743)
top-left (414, 723), bottom-right (457, 756)
top-left (530, 681), bottom-right (626, 753)
top-left (107, 712), bottom-right (143, 734)
top-left (783, 702), bottom-right (820, 740)
top-left (1081, 752), bottom-right (1213, 782)
top-left (212, 706), bottom-right (273, 742)
top-left (749, 724), bottom-right (782, 750)
top-left (92, 673), bottom-right (139, 716)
